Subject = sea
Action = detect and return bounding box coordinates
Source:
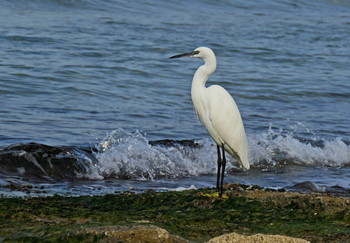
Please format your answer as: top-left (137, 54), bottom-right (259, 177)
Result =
top-left (0, 0), bottom-right (349, 197)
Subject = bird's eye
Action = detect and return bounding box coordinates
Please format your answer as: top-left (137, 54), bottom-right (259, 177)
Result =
top-left (193, 50), bottom-right (200, 55)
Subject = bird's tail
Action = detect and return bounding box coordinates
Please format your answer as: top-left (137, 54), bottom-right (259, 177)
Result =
top-left (238, 152), bottom-right (250, 170)
top-left (226, 144), bottom-right (250, 170)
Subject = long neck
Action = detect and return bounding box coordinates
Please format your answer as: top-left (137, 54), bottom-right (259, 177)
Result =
top-left (191, 56), bottom-right (217, 90)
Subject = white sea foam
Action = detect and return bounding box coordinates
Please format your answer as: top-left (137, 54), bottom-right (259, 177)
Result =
top-left (92, 128), bottom-right (350, 180)
top-left (161, 185), bottom-right (197, 191)
top-left (94, 129), bottom-right (217, 180)
top-left (249, 126), bottom-right (350, 167)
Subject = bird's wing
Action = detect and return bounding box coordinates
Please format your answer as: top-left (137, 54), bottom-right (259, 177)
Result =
top-left (205, 85), bottom-right (249, 169)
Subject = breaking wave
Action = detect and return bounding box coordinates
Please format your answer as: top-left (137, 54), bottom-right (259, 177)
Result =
top-left (0, 128), bottom-right (349, 182)
top-left (93, 129), bottom-right (216, 180)
top-left (91, 128), bottom-right (350, 180)
top-left (249, 126), bottom-right (350, 167)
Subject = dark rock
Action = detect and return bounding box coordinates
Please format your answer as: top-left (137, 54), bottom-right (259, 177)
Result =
top-left (148, 139), bottom-right (201, 148)
top-left (0, 142), bottom-right (98, 181)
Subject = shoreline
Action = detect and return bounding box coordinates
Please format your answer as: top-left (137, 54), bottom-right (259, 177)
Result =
top-left (1, 184), bottom-right (349, 242)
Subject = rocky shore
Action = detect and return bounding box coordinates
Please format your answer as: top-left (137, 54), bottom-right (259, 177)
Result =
top-left (1, 184), bottom-right (349, 242)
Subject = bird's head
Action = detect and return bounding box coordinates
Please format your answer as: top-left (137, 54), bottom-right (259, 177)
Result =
top-left (170, 47), bottom-right (215, 60)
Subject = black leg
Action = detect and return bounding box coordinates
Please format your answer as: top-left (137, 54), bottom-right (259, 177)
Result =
top-left (219, 144), bottom-right (226, 197)
top-left (216, 145), bottom-right (221, 191)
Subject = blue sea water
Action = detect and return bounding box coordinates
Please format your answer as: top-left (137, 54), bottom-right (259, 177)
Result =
top-left (0, 0), bottom-right (349, 196)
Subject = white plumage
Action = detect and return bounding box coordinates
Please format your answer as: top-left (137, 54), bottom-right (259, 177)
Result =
top-left (170, 46), bottom-right (249, 196)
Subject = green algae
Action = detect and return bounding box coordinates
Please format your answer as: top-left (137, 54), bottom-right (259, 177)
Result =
top-left (1, 187), bottom-right (349, 242)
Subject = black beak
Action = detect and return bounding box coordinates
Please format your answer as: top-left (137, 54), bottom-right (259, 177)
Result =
top-left (169, 51), bottom-right (196, 59)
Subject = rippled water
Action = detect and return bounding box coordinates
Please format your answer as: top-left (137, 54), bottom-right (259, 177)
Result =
top-left (0, 0), bottom-right (349, 197)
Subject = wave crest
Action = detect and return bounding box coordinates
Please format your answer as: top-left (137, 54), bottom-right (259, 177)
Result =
top-left (2, 128), bottom-right (347, 182)
top-left (93, 127), bottom-right (350, 181)
top-left (250, 126), bottom-right (350, 167)
top-left (94, 129), bottom-right (217, 180)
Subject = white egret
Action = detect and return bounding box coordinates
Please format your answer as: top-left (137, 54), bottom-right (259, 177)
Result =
top-left (170, 47), bottom-right (249, 196)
